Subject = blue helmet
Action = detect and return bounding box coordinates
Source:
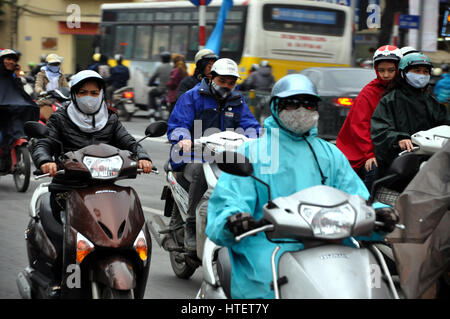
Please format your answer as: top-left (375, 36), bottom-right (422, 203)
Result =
top-left (270, 74), bottom-right (320, 116)
top-left (271, 74), bottom-right (320, 99)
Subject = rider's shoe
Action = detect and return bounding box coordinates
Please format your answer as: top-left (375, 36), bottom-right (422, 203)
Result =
top-left (184, 221), bottom-right (196, 252)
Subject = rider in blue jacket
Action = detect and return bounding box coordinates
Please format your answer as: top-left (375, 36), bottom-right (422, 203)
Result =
top-left (206, 74), bottom-right (391, 299)
top-left (167, 58), bottom-right (261, 251)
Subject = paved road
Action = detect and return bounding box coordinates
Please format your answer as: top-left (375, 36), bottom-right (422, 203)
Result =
top-left (0, 117), bottom-right (203, 299)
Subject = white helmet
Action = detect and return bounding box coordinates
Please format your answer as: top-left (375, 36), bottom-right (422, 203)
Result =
top-left (194, 48), bottom-right (218, 65)
top-left (70, 70), bottom-right (105, 94)
top-left (210, 58), bottom-right (240, 78)
top-left (400, 46), bottom-right (419, 57)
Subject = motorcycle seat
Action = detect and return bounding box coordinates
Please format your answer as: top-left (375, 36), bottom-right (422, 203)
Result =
top-left (39, 192), bottom-right (63, 253)
top-left (216, 247), bottom-right (232, 299)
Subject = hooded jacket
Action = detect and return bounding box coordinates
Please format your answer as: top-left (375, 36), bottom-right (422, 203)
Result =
top-left (0, 58), bottom-right (39, 146)
top-left (167, 78), bottom-right (261, 171)
top-left (336, 78), bottom-right (387, 170)
top-left (371, 81), bottom-right (450, 170)
top-left (32, 106), bottom-right (151, 169)
top-left (206, 103), bottom-right (387, 299)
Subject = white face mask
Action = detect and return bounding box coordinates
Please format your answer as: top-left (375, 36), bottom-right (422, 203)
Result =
top-left (405, 72), bottom-right (430, 88)
top-left (75, 92), bottom-right (103, 114)
top-left (278, 107), bottom-right (319, 135)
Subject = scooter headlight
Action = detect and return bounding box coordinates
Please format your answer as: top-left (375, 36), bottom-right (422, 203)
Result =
top-left (299, 204), bottom-right (356, 239)
top-left (83, 155), bottom-right (123, 179)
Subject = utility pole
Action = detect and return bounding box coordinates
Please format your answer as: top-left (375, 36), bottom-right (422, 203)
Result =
top-left (417, 0), bottom-right (424, 51)
top-left (10, 0), bottom-right (18, 49)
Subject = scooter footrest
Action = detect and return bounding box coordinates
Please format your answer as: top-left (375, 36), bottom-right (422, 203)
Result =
top-left (167, 245), bottom-right (184, 252)
top-left (159, 224), bottom-right (183, 234)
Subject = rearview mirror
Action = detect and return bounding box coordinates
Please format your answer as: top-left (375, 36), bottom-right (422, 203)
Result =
top-left (145, 121), bottom-right (168, 138)
top-left (24, 121), bottom-right (49, 138)
top-left (216, 151), bottom-right (254, 177)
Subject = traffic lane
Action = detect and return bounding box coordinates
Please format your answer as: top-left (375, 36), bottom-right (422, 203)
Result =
top-left (0, 139), bottom-right (203, 299)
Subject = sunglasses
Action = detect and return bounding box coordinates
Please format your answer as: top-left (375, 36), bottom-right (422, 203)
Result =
top-left (278, 98), bottom-right (319, 111)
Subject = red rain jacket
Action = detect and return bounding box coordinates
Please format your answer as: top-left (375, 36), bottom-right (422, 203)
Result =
top-left (336, 78), bottom-right (387, 170)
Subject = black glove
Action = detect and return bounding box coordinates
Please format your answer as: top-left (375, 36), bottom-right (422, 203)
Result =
top-left (226, 212), bottom-right (256, 237)
top-left (374, 207), bottom-right (399, 233)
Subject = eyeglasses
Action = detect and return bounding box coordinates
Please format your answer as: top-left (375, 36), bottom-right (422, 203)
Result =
top-left (278, 98), bottom-right (318, 111)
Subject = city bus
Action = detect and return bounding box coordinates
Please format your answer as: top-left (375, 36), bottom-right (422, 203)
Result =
top-left (99, 0), bottom-right (353, 107)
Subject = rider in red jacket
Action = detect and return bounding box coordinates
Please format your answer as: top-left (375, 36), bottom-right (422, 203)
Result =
top-left (336, 45), bottom-right (402, 191)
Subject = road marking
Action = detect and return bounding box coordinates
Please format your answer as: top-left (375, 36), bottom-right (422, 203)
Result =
top-left (143, 206), bottom-right (164, 215)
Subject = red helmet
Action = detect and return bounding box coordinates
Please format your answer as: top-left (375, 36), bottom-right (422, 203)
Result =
top-left (373, 45), bottom-right (402, 65)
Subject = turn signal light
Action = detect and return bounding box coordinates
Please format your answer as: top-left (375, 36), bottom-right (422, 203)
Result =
top-left (134, 230), bottom-right (148, 261)
top-left (334, 97), bottom-right (354, 107)
top-left (76, 233), bottom-right (95, 264)
top-left (123, 91), bottom-right (134, 99)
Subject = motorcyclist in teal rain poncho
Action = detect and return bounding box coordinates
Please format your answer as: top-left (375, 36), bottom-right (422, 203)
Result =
top-left (205, 74), bottom-right (391, 299)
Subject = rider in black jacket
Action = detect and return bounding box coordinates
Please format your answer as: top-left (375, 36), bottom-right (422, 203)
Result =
top-left (32, 70), bottom-right (152, 217)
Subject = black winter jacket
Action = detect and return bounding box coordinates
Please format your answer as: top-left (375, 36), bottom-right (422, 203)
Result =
top-left (32, 106), bottom-right (151, 169)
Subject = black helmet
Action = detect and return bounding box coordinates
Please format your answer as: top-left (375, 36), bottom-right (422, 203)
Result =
top-left (160, 51), bottom-right (171, 63)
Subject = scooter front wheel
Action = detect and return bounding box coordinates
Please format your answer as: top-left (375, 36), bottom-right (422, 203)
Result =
top-left (168, 238), bottom-right (197, 279)
top-left (13, 145), bottom-right (31, 192)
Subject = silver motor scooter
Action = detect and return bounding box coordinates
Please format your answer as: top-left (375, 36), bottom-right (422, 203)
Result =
top-left (198, 151), bottom-right (407, 299)
top-left (148, 131), bottom-right (250, 279)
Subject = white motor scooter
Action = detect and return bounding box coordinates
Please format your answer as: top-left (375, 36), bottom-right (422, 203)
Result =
top-left (197, 151), bottom-right (407, 299)
top-left (148, 131), bottom-right (251, 279)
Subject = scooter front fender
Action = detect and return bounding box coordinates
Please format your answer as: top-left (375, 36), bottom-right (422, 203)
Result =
top-left (94, 257), bottom-right (136, 290)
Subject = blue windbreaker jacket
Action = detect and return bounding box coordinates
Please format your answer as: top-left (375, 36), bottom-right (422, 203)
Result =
top-left (167, 78), bottom-right (261, 170)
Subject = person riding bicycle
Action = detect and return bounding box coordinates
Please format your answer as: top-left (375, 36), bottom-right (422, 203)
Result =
top-left (167, 58), bottom-right (261, 252)
top-left (206, 74), bottom-right (393, 299)
top-left (0, 49), bottom-right (39, 171)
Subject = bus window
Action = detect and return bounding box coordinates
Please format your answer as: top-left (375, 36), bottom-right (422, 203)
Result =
top-left (219, 25), bottom-right (244, 62)
top-left (100, 25), bottom-right (113, 57)
top-left (135, 25), bottom-right (152, 59)
top-left (114, 25), bottom-right (135, 59)
top-left (263, 4), bottom-right (346, 36)
top-left (220, 25), bottom-right (242, 52)
top-left (152, 25), bottom-right (170, 59)
top-left (188, 25), bottom-right (213, 52)
top-left (170, 25), bottom-right (189, 56)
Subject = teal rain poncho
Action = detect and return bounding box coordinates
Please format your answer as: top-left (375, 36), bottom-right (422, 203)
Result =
top-left (206, 105), bottom-right (386, 299)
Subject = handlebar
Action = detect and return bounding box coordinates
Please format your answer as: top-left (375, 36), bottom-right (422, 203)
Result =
top-left (235, 224), bottom-right (274, 243)
top-left (374, 221), bottom-right (405, 230)
top-left (33, 170), bottom-right (65, 180)
top-left (398, 146), bottom-right (420, 157)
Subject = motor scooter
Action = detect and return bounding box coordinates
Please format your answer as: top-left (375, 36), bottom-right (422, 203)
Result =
top-left (112, 86), bottom-right (137, 122)
top-left (0, 136), bottom-right (31, 192)
top-left (35, 87), bottom-right (70, 125)
top-left (148, 131), bottom-right (250, 279)
top-left (16, 120), bottom-right (167, 299)
top-left (371, 125), bottom-right (450, 206)
top-left (197, 151), bottom-right (407, 299)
